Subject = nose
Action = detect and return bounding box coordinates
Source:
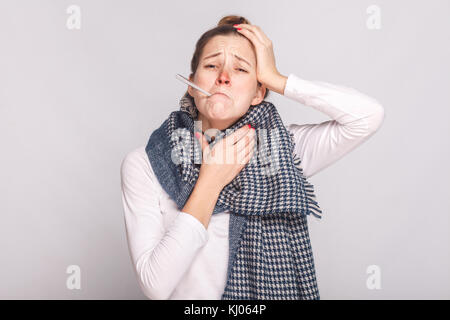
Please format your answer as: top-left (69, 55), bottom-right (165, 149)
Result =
top-left (216, 69), bottom-right (231, 86)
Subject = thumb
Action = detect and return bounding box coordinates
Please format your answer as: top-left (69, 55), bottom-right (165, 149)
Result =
top-left (195, 131), bottom-right (209, 153)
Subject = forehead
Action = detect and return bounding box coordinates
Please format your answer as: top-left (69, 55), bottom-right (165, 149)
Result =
top-left (201, 35), bottom-right (255, 62)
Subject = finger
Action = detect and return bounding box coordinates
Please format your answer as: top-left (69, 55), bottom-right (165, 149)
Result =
top-left (234, 26), bottom-right (263, 47)
top-left (236, 140), bottom-right (255, 164)
top-left (236, 141), bottom-right (256, 165)
top-left (234, 24), bottom-right (268, 45)
top-left (235, 132), bottom-right (255, 155)
top-left (252, 25), bottom-right (272, 44)
top-left (235, 129), bottom-right (256, 153)
top-left (225, 124), bottom-right (251, 146)
top-left (233, 136), bottom-right (254, 164)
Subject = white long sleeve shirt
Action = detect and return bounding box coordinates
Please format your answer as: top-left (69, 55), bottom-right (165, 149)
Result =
top-left (120, 73), bottom-right (385, 300)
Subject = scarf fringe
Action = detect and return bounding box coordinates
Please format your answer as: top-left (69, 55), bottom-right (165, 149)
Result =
top-left (290, 132), bottom-right (323, 220)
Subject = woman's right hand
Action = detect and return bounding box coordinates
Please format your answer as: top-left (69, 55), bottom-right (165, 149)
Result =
top-left (195, 124), bottom-right (256, 191)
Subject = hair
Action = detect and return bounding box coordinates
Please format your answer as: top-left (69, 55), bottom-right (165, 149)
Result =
top-left (185, 15), bottom-right (270, 101)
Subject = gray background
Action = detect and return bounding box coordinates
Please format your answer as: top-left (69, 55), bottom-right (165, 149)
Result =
top-left (0, 0), bottom-right (449, 299)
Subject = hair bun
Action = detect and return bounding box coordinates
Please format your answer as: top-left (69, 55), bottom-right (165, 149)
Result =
top-left (217, 15), bottom-right (250, 27)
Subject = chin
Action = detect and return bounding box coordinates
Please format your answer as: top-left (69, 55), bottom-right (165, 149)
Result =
top-left (206, 103), bottom-right (233, 119)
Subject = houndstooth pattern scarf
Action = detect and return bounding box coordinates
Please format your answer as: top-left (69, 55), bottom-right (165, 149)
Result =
top-left (146, 92), bottom-right (323, 300)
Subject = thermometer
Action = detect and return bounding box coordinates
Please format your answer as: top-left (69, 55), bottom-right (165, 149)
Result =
top-left (175, 74), bottom-right (212, 97)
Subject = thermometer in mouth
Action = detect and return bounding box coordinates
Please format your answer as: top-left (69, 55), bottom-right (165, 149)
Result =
top-left (175, 74), bottom-right (212, 97)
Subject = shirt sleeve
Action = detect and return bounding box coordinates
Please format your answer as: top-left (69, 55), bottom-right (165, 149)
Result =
top-left (120, 148), bottom-right (209, 300)
top-left (283, 73), bottom-right (385, 178)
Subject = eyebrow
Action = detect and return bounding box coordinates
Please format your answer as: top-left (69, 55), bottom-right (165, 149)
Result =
top-left (203, 52), bottom-right (252, 67)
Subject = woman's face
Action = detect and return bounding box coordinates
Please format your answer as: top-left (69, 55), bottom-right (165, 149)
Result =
top-left (188, 34), bottom-right (266, 130)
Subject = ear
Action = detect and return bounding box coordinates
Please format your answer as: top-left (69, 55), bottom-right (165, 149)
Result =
top-left (250, 84), bottom-right (266, 106)
top-left (187, 75), bottom-right (194, 97)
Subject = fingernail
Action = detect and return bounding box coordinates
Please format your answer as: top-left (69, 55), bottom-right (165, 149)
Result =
top-left (247, 124), bottom-right (251, 129)
top-left (195, 132), bottom-right (200, 139)
top-left (233, 24), bottom-right (239, 27)
top-left (237, 28), bottom-right (242, 30)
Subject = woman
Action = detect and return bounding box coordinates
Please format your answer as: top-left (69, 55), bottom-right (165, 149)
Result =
top-left (120, 15), bottom-right (384, 300)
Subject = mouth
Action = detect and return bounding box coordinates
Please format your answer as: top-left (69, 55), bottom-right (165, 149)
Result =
top-left (210, 92), bottom-right (230, 99)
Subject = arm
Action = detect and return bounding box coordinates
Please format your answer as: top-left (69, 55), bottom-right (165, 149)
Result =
top-left (283, 74), bottom-right (385, 178)
top-left (120, 148), bottom-right (209, 300)
top-left (181, 177), bottom-right (222, 229)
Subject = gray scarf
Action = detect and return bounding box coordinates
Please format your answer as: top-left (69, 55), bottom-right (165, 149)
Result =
top-left (146, 92), bottom-right (323, 299)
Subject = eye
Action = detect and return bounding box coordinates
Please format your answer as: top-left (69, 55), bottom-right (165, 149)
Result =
top-left (204, 64), bottom-right (247, 73)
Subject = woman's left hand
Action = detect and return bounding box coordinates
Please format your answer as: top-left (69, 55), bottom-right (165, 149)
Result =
top-left (233, 24), bottom-right (287, 94)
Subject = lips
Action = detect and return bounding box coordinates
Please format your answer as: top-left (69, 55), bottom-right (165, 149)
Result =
top-left (211, 92), bottom-right (230, 98)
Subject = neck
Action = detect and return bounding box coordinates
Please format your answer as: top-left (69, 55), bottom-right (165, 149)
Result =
top-left (197, 113), bottom-right (233, 134)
